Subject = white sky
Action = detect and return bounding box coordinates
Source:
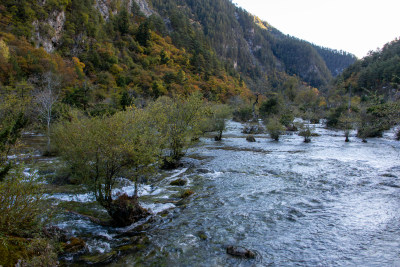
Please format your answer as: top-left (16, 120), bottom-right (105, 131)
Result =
top-left (231, 0), bottom-right (400, 59)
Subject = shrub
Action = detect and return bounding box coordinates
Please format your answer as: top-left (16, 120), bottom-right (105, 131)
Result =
top-left (297, 122), bottom-right (315, 143)
top-left (0, 167), bottom-right (57, 266)
top-left (232, 105), bottom-right (253, 122)
top-left (259, 97), bottom-right (282, 118)
top-left (266, 117), bottom-right (285, 141)
top-left (0, 168), bottom-right (44, 237)
top-left (279, 111), bottom-right (294, 127)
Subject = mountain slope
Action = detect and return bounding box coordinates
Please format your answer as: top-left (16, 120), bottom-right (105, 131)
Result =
top-left (337, 38), bottom-right (400, 97)
top-left (0, 0), bottom-right (252, 108)
top-left (147, 0), bottom-right (356, 90)
top-left (0, 0), bottom-right (357, 103)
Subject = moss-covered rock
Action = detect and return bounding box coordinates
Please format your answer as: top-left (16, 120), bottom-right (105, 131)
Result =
top-left (246, 135), bottom-right (256, 142)
top-left (226, 246), bottom-right (256, 259)
top-left (80, 251), bottom-right (118, 265)
top-left (170, 178), bottom-right (187, 186)
top-left (180, 189), bottom-right (194, 198)
top-left (62, 237), bottom-right (86, 254)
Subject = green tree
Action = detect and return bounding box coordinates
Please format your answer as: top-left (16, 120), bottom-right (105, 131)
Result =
top-left (209, 104), bottom-right (231, 141)
top-left (337, 110), bottom-right (357, 142)
top-left (266, 117), bottom-right (285, 141)
top-left (152, 93), bottom-right (206, 169)
top-left (54, 109), bottom-right (162, 226)
top-left (259, 96), bottom-right (282, 118)
top-left (297, 120), bottom-right (315, 143)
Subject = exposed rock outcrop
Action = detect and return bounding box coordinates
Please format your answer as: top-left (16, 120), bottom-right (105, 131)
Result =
top-left (33, 10), bottom-right (65, 53)
top-left (94, 0), bottom-right (154, 20)
top-left (133, 0), bottom-right (154, 17)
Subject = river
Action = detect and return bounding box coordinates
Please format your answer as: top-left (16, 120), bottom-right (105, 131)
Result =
top-left (52, 120), bottom-right (400, 266)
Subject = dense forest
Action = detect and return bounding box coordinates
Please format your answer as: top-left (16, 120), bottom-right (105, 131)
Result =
top-left (337, 38), bottom-right (400, 97)
top-left (0, 0), bottom-right (399, 265)
top-left (147, 0), bottom-right (356, 91)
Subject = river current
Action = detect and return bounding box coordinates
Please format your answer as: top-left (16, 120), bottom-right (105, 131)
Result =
top-left (55, 121), bottom-right (400, 266)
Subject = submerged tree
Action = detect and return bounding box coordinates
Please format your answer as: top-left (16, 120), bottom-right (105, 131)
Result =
top-left (266, 117), bottom-right (286, 141)
top-left (152, 93), bottom-right (206, 169)
top-left (209, 104), bottom-right (231, 141)
top-left (297, 120), bottom-right (315, 143)
top-left (54, 108), bottom-right (162, 226)
top-left (338, 110), bottom-right (357, 142)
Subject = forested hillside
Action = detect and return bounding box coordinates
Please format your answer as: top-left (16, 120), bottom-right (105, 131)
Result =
top-left (0, 0), bottom-right (356, 104)
top-left (0, 0), bottom-right (252, 112)
top-left (147, 0), bottom-right (356, 91)
top-left (337, 38), bottom-right (400, 97)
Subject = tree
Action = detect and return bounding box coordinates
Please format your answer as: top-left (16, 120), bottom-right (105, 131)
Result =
top-left (259, 95), bottom-right (282, 118)
top-left (209, 104), bottom-right (231, 141)
top-left (0, 89), bottom-right (55, 266)
top-left (0, 89), bottom-right (28, 181)
top-left (338, 110), bottom-right (357, 142)
top-left (54, 108), bottom-right (162, 226)
top-left (35, 71), bottom-right (60, 154)
top-left (152, 93), bottom-right (206, 169)
top-left (297, 119), bottom-right (315, 143)
top-left (266, 117), bottom-right (285, 141)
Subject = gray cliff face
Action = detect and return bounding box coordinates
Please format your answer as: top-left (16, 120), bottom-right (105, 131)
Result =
top-left (133, 0), bottom-right (154, 17)
top-left (94, 0), bottom-right (112, 20)
top-left (94, 0), bottom-right (154, 20)
top-left (32, 0), bottom-right (155, 53)
top-left (33, 10), bottom-right (65, 53)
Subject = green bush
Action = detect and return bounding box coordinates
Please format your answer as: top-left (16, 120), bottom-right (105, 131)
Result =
top-left (0, 167), bottom-right (57, 266)
top-left (266, 117), bottom-right (285, 141)
top-left (232, 105), bottom-right (253, 122)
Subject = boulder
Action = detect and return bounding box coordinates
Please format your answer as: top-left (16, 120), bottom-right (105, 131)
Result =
top-left (170, 178), bottom-right (187, 186)
top-left (242, 124), bottom-right (264, 134)
top-left (246, 135), bottom-right (256, 142)
top-left (62, 237), bottom-right (86, 254)
top-left (226, 246), bottom-right (256, 259)
top-left (196, 168), bottom-right (210, 174)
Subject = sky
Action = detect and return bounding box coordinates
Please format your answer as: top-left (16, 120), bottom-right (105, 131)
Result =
top-left (231, 0), bottom-right (400, 59)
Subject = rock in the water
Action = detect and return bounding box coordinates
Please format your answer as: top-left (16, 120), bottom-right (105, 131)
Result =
top-left (80, 251), bottom-right (117, 265)
top-left (180, 189), bottom-right (194, 198)
top-left (242, 124), bottom-right (264, 134)
top-left (196, 168), bottom-right (210, 174)
top-left (246, 135), bottom-right (256, 142)
top-left (196, 231), bottom-right (208, 240)
top-left (62, 237), bottom-right (86, 254)
top-left (226, 246), bottom-right (256, 259)
top-left (286, 124), bottom-right (298, 131)
top-left (170, 178), bottom-right (187, 186)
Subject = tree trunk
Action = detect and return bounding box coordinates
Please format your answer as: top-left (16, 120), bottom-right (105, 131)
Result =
top-left (46, 118), bottom-right (51, 153)
top-left (252, 94), bottom-right (259, 121)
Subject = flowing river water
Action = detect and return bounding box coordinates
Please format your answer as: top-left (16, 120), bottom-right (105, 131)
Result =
top-left (46, 121), bottom-right (400, 266)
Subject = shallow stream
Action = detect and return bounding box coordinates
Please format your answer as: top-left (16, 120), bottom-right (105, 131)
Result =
top-left (46, 121), bottom-right (400, 266)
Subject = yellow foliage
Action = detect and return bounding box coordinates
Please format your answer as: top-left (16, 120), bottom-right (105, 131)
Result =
top-left (110, 64), bottom-right (123, 75)
top-left (0, 39), bottom-right (10, 61)
top-left (72, 56), bottom-right (85, 77)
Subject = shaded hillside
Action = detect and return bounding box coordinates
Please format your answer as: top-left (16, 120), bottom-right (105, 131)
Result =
top-left (337, 38), bottom-right (400, 97)
top-left (313, 45), bottom-right (357, 77)
top-left (147, 0), bottom-right (355, 90)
